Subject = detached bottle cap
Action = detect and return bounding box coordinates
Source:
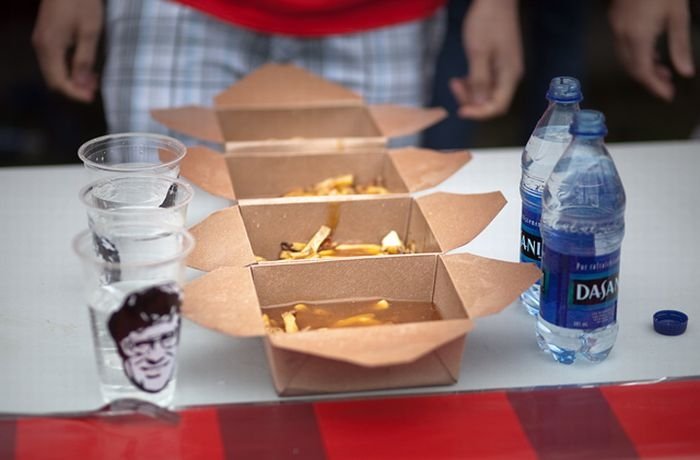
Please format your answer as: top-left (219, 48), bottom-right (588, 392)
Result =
top-left (546, 76), bottom-right (583, 103)
top-left (570, 110), bottom-right (608, 137)
top-left (653, 310), bottom-right (688, 336)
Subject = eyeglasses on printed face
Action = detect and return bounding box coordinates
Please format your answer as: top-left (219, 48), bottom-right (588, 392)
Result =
top-left (121, 329), bottom-right (178, 354)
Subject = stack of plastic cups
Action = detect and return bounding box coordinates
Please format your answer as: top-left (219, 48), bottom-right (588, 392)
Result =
top-left (73, 133), bottom-right (195, 408)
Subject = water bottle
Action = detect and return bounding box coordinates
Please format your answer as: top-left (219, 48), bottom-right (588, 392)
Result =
top-left (536, 110), bottom-right (626, 364)
top-left (520, 77), bottom-right (582, 316)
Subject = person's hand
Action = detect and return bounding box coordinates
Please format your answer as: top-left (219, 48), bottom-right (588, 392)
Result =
top-left (609, 0), bottom-right (695, 102)
top-left (450, 0), bottom-right (523, 120)
top-left (32, 0), bottom-right (104, 102)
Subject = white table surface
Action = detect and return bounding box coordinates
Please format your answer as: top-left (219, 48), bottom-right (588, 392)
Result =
top-left (1, 140), bottom-right (698, 414)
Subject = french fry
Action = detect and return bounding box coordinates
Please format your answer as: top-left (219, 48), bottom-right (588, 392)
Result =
top-left (277, 227), bottom-right (413, 260)
top-left (301, 225), bottom-right (332, 255)
top-left (262, 313), bottom-right (283, 333)
top-left (331, 244), bottom-right (383, 256)
top-left (279, 226), bottom-right (331, 259)
top-left (332, 313), bottom-right (382, 328)
top-left (283, 188), bottom-right (307, 197)
top-left (282, 174), bottom-right (389, 197)
top-left (282, 311), bottom-right (299, 333)
top-left (280, 241), bottom-right (307, 252)
top-left (356, 185), bottom-right (390, 194)
top-left (314, 174), bottom-right (353, 193)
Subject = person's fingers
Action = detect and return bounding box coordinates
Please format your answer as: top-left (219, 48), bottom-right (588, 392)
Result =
top-left (667, 3), bottom-right (695, 77)
top-left (32, 26), bottom-right (71, 93)
top-left (466, 47), bottom-right (493, 105)
top-left (623, 34), bottom-right (674, 101)
top-left (451, 77), bottom-right (499, 119)
top-left (613, 37), bottom-right (634, 76)
top-left (71, 24), bottom-right (100, 99)
top-left (457, 103), bottom-right (499, 120)
top-left (484, 52), bottom-right (522, 118)
top-left (452, 49), bottom-right (497, 119)
top-left (33, 27), bottom-right (95, 102)
top-left (450, 78), bottom-right (488, 119)
top-left (456, 58), bottom-right (521, 120)
top-left (449, 77), bottom-right (471, 106)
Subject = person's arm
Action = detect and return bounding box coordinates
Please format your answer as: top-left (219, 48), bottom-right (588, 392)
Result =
top-left (450, 0), bottom-right (523, 120)
top-left (32, 0), bottom-right (104, 102)
top-left (608, 0), bottom-right (695, 101)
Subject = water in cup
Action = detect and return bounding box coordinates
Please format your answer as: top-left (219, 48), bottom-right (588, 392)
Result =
top-left (80, 175), bottom-right (193, 235)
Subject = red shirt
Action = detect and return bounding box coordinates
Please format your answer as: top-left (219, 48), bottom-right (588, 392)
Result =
top-left (173, 0), bottom-right (447, 36)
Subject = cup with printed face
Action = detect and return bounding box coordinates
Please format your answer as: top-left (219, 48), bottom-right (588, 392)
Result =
top-left (73, 223), bottom-right (195, 407)
top-left (78, 132), bottom-right (187, 183)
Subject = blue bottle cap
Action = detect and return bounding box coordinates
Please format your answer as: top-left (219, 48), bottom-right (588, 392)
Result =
top-left (546, 76), bottom-right (583, 103)
top-left (653, 310), bottom-right (688, 336)
top-left (570, 109), bottom-right (608, 137)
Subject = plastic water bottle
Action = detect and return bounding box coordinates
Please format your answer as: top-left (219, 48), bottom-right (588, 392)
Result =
top-left (520, 77), bottom-right (582, 316)
top-left (536, 110), bottom-right (626, 364)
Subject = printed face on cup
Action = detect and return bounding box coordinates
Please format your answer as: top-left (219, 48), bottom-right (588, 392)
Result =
top-left (119, 314), bottom-right (179, 392)
top-left (109, 283), bottom-right (182, 393)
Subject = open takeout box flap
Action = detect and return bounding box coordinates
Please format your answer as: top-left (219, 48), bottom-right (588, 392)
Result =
top-left (183, 266), bottom-right (265, 337)
top-left (417, 191), bottom-right (507, 252)
top-left (224, 150), bottom-right (408, 200)
top-left (441, 253), bottom-right (541, 319)
top-left (187, 206), bottom-right (256, 271)
top-left (180, 146), bottom-right (236, 200)
top-left (151, 64), bottom-right (444, 144)
top-left (150, 106), bottom-right (224, 144)
top-left (369, 105), bottom-right (447, 139)
top-left (187, 191), bottom-right (506, 270)
top-left (182, 261), bottom-right (474, 367)
top-left (185, 147), bottom-right (468, 202)
top-left (266, 319), bottom-right (473, 367)
top-left (213, 63), bottom-right (364, 108)
top-left (388, 148), bottom-right (471, 192)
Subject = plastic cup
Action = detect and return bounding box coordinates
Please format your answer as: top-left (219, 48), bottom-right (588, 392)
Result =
top-left (73, 224), bottom-right (195, 407)
top-left (78, 132), bottom-right (187, 182)
top-left (79, 175), bottom-right (194, 234)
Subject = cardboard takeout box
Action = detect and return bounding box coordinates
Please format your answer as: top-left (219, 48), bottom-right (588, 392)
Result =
top-left (151, 63), bottom-right (446, 154)
top-left (186, 191), bottom-right (507, 271)
top-left (184, 253), bottom-right (540, 395)
top-left (179, 145), bottom-right (470, 202)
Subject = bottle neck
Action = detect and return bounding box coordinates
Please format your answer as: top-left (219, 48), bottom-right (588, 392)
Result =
top-left (569, 135), bottom-right (606, 147)
top-left (538, 101), bottom-right (580, 128)
top-left (546, 99), bottom-right (581, 108)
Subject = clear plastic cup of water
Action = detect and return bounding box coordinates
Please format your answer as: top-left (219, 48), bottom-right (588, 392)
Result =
top-left (78, 132), bottom-right (187, 182)
top-left (79, 175), bottom-right (194, 234)
top-left (73, 224), bottom-right (195, 407)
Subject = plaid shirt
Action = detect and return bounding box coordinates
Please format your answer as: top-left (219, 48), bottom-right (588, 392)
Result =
top-left (102, 0), bottom-right (446, 147)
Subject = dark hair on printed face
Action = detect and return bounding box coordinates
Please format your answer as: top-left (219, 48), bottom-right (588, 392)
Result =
top-left (108, 284), bottom-right (182, 355)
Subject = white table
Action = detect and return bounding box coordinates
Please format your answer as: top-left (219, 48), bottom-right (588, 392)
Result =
top-left (1, 141), bottom-right (698, 414)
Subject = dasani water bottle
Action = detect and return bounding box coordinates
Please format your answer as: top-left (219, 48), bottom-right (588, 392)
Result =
top-left (536, 110), bottom-right (626, 364)
top-left (520, 77), bottom-right (582, 316)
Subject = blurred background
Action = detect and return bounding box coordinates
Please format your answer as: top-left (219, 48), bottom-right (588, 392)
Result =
top-left (2, 0), bottom-right (699, 167)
